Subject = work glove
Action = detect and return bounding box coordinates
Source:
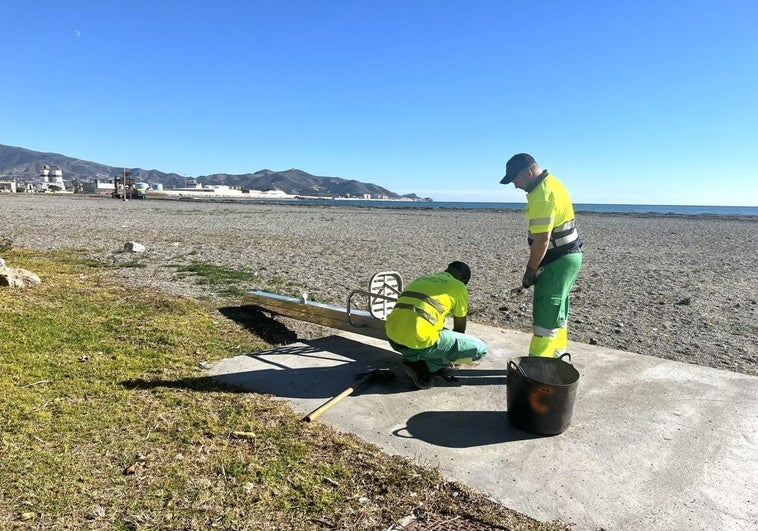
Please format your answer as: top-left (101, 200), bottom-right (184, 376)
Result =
top-left (522, 266), bottom-right (540, 289)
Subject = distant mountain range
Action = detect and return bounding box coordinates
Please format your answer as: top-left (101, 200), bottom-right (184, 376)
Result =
top-left (0, 144), bottom-right (429, 200)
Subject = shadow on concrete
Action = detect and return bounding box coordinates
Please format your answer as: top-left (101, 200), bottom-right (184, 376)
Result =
top-left (119, 335), bottom-right (402, 399)
top-left (123, 331), bottom-right (510, 402)
top-left (438, 368), bottom-right (509, 387)
top-left (218, 335), bottom-right (510, 398)
top-left (393, 411), bottom-right (542, 447)
top-left (213, 365), bottom-right (407, 399)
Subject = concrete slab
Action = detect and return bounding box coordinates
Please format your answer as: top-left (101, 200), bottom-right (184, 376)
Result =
top-left (209, 322), bottom-right (758, 531)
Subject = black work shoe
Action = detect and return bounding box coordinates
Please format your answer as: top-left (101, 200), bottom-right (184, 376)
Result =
top-left (400, 360), bottom-right (433, 390)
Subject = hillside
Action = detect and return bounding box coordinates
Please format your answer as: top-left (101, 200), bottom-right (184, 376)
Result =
top-left (0, 144), bottom-right (428, 200)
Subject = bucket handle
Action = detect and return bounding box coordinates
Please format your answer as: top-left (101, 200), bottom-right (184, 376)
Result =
top-left (558, 353), bottom-right (572, 363)
top-left (508, 360), bottom-right (528, 378)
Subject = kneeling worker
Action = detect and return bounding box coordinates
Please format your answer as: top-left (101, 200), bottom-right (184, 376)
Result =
top-left (385, 261), bottom-right (488, 389)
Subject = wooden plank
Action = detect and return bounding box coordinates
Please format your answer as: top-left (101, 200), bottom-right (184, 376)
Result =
top-left (241, 290), bottom-right (388, 340)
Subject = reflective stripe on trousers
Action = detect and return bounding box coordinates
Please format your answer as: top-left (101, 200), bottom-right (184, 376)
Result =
top-left (529, 326), bottom-right (568, 358)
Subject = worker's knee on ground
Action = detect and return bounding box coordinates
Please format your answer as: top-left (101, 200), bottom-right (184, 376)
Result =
top-left (451, 340), bottom-right (487, 364)
top-left (474, 341), bottom-right (488, 360)
top-left (459, 337), bottom-right (488, 363)
top-left (451, 351), bottom-right (486, 366)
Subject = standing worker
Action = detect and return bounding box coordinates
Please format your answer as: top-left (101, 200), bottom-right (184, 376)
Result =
top-left (499, 153), bottom-right (583, 358)
top-left (385, 261), bottom-right (488, 389)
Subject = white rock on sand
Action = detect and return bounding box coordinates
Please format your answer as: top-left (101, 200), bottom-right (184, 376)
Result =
top-left (2, 194), bottom-right (756, 376)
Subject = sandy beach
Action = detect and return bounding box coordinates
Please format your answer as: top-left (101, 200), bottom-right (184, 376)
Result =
top-left (2, 193), bottom-right (756, 376)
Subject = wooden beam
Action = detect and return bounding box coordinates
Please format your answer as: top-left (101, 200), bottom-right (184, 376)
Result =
top-left (241, 290), bottom-right (388, 340)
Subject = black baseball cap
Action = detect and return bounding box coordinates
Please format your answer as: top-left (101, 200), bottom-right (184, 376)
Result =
top-left (447, 261), bottom-right (471, 284)
top-left (500, 153), bottom-right (536, 184)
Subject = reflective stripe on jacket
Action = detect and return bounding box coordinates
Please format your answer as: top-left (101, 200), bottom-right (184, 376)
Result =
top-left (526, 172), bottom-right (582, 265)
top-left (385, 271), bottom-right (468, 349)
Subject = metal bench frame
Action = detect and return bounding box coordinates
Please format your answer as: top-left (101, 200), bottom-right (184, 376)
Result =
top-left (242, 271), bottom-right (403, 340)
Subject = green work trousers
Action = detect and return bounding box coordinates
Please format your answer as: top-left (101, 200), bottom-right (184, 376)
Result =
top-left (389, 329), bottom-right (488, 373)
top-left (529, 252), bottom-right (582, 357)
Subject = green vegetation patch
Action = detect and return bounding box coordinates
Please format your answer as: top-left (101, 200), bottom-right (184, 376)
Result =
top-left (172, 261), bottom-right (258, 297)
top-left (0, 249), bottom-right (564, 530)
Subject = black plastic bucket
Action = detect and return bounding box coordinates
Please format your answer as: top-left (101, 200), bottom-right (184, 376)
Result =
top-left (506, 356), bottom-right (580, 436)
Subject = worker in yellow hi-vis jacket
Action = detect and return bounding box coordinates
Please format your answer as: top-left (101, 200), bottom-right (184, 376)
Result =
top-left (499, 154), bottom-right (583, 358)
top-left (385, 261), bottom-right (488, 389)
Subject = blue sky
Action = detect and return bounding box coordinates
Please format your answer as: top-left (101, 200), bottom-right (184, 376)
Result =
top-left (2, 0), bottom-right (756, 205)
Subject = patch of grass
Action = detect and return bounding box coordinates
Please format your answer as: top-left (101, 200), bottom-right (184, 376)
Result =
top-left (0, 249), bottom-right (566, 530)
top-left (74, 257), bottom-right (115, 269)
top-left (170, 262), bottom-right (303, 299)
top-left (172, 262), bottom-right (257, 297)
top-left (120, 259), bottom-right (148, 269)
top-left (268, 275), bottom-right (287, 287)
top-left (40, 250), bottom-right (113, 270)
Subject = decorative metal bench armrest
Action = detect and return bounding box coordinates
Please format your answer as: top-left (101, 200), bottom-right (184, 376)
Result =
top-left (346, 289), bottom-right (398, 327)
